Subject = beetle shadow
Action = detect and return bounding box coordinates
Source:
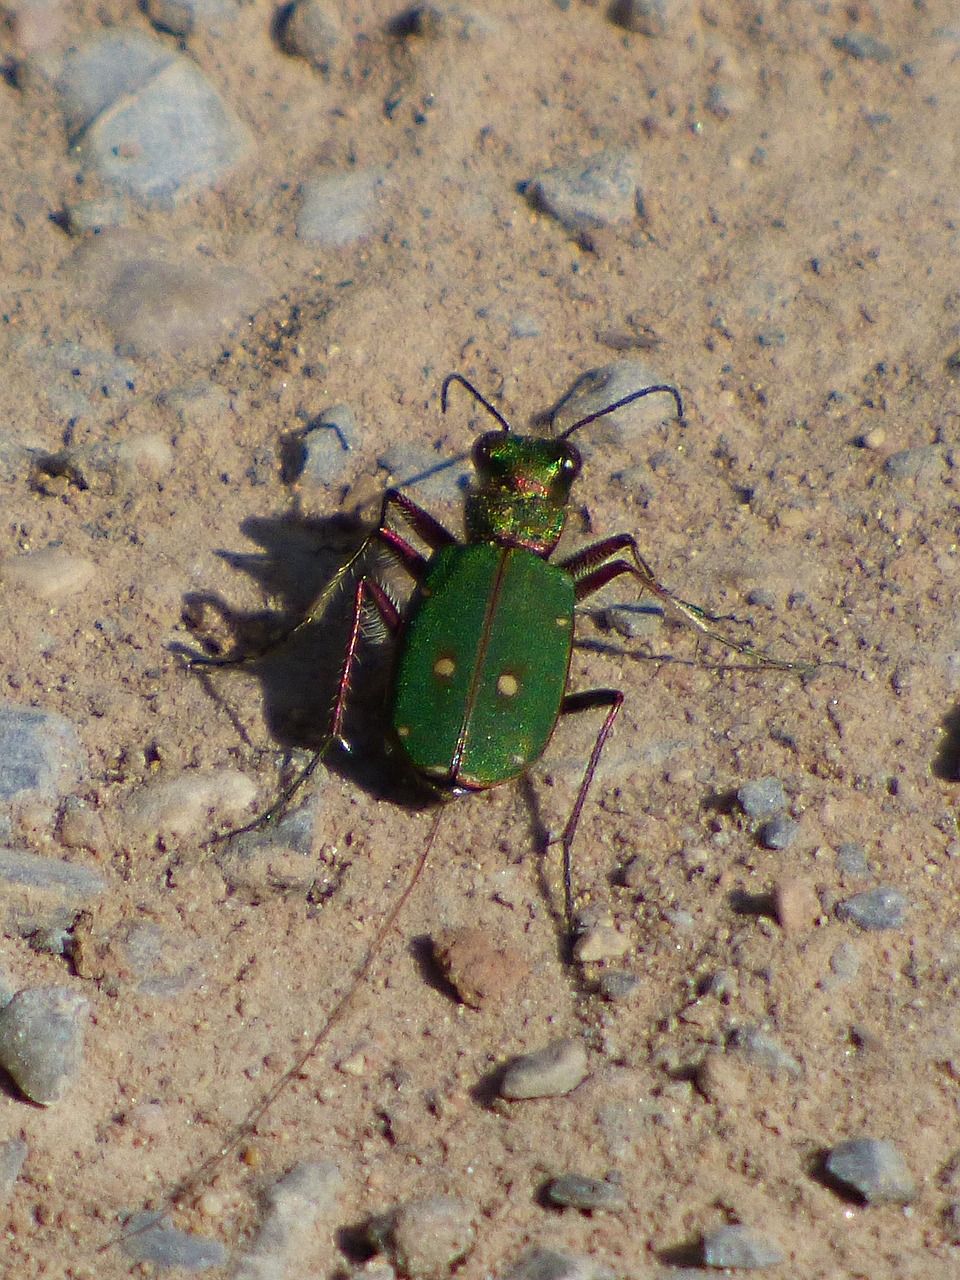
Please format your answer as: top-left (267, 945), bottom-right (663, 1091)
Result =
top-left (933, 704), bottom-right (960, 783)
top-left (173, 509), bottom-right (428, 809)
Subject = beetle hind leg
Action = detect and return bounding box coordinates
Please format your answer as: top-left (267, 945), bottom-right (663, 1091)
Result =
top-left (555, 688), bottom-right (624, 951)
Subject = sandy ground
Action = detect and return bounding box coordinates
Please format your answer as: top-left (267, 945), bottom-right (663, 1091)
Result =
top-left (1, 0), bottom-right (959, 1276)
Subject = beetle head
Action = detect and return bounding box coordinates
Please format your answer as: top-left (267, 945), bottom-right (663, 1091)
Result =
top-left (465, 430), bottom-right (582, 553)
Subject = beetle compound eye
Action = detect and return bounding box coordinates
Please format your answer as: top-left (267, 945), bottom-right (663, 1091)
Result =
top-left (472, 431), bottom-right (502, 472)
top-left (560, 448), bottom-right (582, 480)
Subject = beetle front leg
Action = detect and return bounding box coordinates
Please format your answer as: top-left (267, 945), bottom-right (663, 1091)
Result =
top-left (562, 534), bottom-right (811, 673)
top-left (557, 688), bottom-right (623, 947)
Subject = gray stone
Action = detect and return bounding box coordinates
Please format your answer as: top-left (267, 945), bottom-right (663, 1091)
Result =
top-left (549, 359), bottom-right (674, 447)
top-left (608, 0), bottom-right (682, 37)
top-left (737, 776), bottom-right (788, 820)
top-left (835, 886), bottom-right (908, 931)
top-left (58, 33), bottom-right (252, 207)
top-left (297, 168), bottom-right (386, 245)
top-left (369, 1195), bottom-right (475, 1278)
top-left (121, 1213), bottom-right (228, 1270)
top-left (63, 194), bottom-right (130, 234)
top-left (142, 0), bottom-right (196, 37)
top-left (0, 848), bottom-right (107, 941)
top-left (760, 813), bottom-right (800, 850)
top-left (883, 445), bottom-right (948, 485)
top-left (0, 705), bottom-right (84, 808)
top-left (500, 1038), bottom-right (589, 1100)
top-left (529, 149), bottom-right (644, 233)
top-left (0, 986), bottom-right (89, 1105)
top-left (280, 0), bottom-right (342, 70)
top-left (824, 1137), bottom-right (917, 1205)
top-left (727, 1025), bottom-right (802, 1079)
top-left (0, 1138), bottom-right (28, 1194)
top-left (235, 1160), bottom-right (343, 1279)
top-left (604, 602), bottom-right (664, 641)
top-left (597, 970), bottom-right (640, 1001)
top-left (702, 1223), bottom-right (784, 1268)
top-left (836, 841), bottom-right (870, 877)
top-left (300, 403), bottom-right (360, 485)
top-left (13, 338), bottom-right (140, 432)
top-left (499, 1247), bottom-right (615, 1280)
top-left (544, 1174), bottom-right (626, 1212)
top-left (833, 32), bottom-right (894, 62)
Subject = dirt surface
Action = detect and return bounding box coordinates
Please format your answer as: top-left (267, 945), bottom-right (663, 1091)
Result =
top-left (1, 1), bottom-right (959, 1277)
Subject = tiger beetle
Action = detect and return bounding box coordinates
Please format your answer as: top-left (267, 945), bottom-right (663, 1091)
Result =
top-left (127, 374), bottom-right (810, 1243)
top-left (199, 373), bottom-right (806, 942)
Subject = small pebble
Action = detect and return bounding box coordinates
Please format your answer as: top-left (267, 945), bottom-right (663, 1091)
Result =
top-left (122, 768), bottom-right (257, 843)
top-left (727, 1026), bottom-right (802, 1079)
top-left (832, 32), bottom-right (894, 62)
top-left (500, 1038), bottom-right (589, 1100)
top-left (701, 1224), bottom-right (784, 1268)
top-left (608, 0), bottom-right (675, 37)
top-left (824, 1137), bottom-right (917, 1205)
top-left (499, 1247), bottom-right (614, 1280)
top-left (63, 194), bottom-right (129, 234)
top-left (0, 848), bottom-right (107, 941)
top-left (604, 602), bottom-right (664, 640)
top-left (883, 445), bottom-right (948, 484)
top-left (15, 337), bottom-right (141, 430)
top-left (827, 941), bottom-right (861, 984)
top-left (858, 425), bottom-right (886, 450)
top-left (143, 0), bottom-right (196, 36)
top-left (280, 0), bottom-right (342, 69)
top-left (772, 877), bottom-right (820, 933)
top-left (695, 1049), bottom-right (749, 1106)
top-left (544, 1174), bottom-right (626, 1213)
top-left (836, 840), bottom-right (871, 877)
top-left (121, 1213), bottom-right (228, 1270)
top-left (1, 548), bottom-right (96, 601)
top-left (0, 1137), bottom-right (28, 1193)
top-left (574, 921), bottom-right (630, 964)
top-left (529, 149), bottom-right (644, 233)
top-left (0, 986), bottom-right (89, 1105)
top-left (760, 813), bottom-right (800, 850)
top-left (433, 926), bottom-right (529, 1009)
top-left (597, 970), bottom-right (639, 1002)
top-left (299, 402), bottom-right (360, 486)
top-left (835, 886), bottom-right (908, 931)
top-left (235, 1161), bottom-right (343, 1280)
top-left (510, 313), bottom-right (542, 339)
top-left (115, 433), bottom-right (175, 479)
top-left (737, 777), bottom-right (788, 820)
top-left (368, 1195), bottom-right (475, 1278)
top-left (58, 800), bottom-right (109, 852)
top-left (91, 920), bottom-right (207, 998)
top-left (297, 168), bottom-right (386, 245)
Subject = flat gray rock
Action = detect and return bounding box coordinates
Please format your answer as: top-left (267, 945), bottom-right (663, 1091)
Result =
top-left (0, 986), bottom-right (89, 1105)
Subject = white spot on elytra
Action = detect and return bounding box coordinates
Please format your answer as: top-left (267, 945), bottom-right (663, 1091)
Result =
top-left (496, 672), bottom-right (520, 698)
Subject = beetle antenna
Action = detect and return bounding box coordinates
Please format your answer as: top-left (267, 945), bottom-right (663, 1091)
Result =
top-left (441, 373), bottom-right (513, 433)
top-left (558, 383), bottom-right (684, 439)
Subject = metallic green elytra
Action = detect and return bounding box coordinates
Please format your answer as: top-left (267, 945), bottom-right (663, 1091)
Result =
top-left (389, 542), bottom-right (576, 789)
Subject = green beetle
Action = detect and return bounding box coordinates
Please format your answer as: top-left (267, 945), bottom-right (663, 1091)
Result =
top-left (322, 374), bottom-right (796, 933)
